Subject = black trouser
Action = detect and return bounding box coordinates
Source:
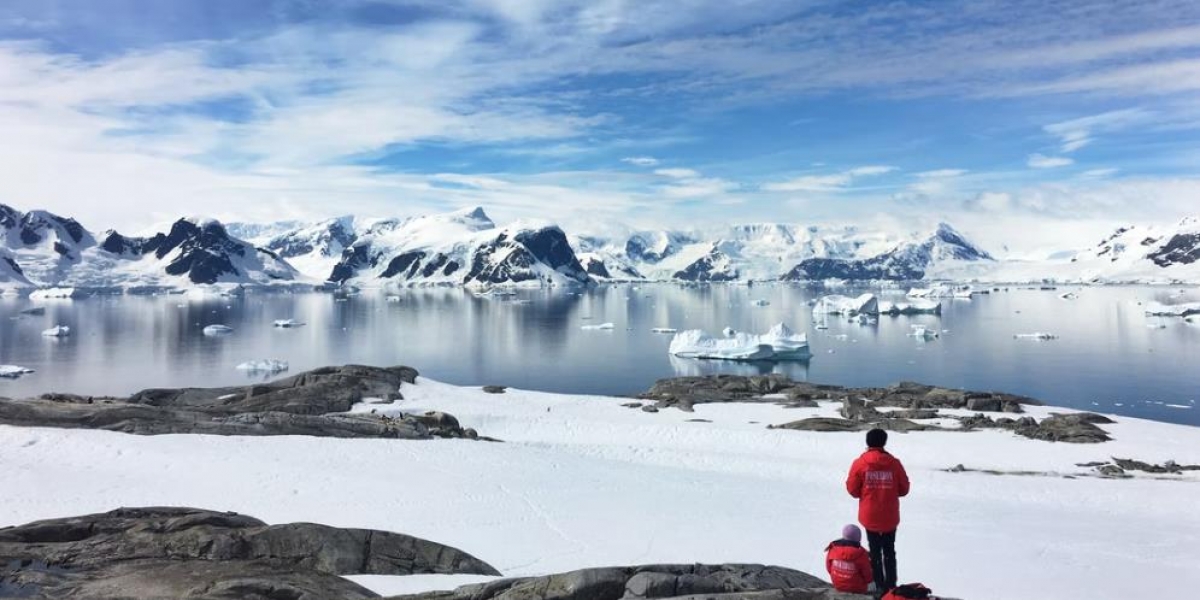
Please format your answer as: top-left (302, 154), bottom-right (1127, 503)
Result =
top-left (866, 529), bottom-right (897, 591)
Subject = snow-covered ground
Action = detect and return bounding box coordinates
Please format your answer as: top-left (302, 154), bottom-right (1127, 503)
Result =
top-left (2, 378), bottom-right (1199, 600)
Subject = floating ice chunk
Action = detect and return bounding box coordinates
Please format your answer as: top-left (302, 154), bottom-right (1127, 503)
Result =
top-left (30, 287), bottom-right (78, 300)
top-left (273, 319), bottom-right (305, 328)
top-left (1059, 292), bottom-right (1079, 300)
top-left (1147, 323), bottom-right (1168, 329)
top-left (386, 295), bottom-right (402, 303)
top-left (203, 324), bottom-right (234, 336)
top-left (0, 365), bottom-right (35, 378)
top-left (1144, 301), bottom-right (1200, 317)
top-left (722, 326), bottom-right (737, 337)
top-left (581, 322), bottom-right (615, 331)
top-left (669, 322), bottom-right (810, 361)
top-left (651, 327), bottom-right (677, 334)
top-left (908, 285), bottom-right (970, 299)
top-left (879, 300), bottom-right (941, 315)
top-left (41, 325), bottom-right (71, 337)
top-left (910, 325), bottom-right (939, 340)
top-left (19, 307), bottom-right (46, 316)
top-left (750, 299), bottom-right (770, 307)
top-left (812, 293), bottom-right (878, 316)
top-left (236, 359), bottom-right (289, 373)
top-left (1014, 332), bottom-right (1058, 340)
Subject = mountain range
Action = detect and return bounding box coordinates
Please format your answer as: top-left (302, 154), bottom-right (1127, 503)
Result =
top-left (2, 202), bottom-right (1198, 292)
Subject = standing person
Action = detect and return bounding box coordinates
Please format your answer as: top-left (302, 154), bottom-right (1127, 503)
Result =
top-left (825, 523), bottom-right (873, 594)
top-left (846, 428), bottom-right (910, 593)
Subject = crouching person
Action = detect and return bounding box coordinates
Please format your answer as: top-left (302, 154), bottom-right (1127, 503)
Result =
top-left (825, 524), bottom-right (872, 594)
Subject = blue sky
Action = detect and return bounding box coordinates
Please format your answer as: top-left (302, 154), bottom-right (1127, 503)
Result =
top-left (2, 0), bottom-right (1200, 253)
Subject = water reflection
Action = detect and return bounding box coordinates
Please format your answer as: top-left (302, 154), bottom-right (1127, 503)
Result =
top-left (0, 284), bottom-right (1198, 425)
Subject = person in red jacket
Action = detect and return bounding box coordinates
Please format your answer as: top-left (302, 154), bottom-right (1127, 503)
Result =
top-left (825, 523), bottom-right (873, 593)
top-left (846, 428), bottom-right (910, 593)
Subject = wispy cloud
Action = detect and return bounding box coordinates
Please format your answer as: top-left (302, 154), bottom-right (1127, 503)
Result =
top-left (622, 156), bottom-right (660, 166)
top-left (1027, 154), bottom-right (1074, 169)
top-left (1043, 109), bottom-right (1152, 153)
top-left (764, 166), bottom-right (896, 192)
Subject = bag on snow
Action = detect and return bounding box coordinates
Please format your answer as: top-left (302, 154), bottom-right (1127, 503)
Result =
top-left (883, 583), bottom-right (933, 600)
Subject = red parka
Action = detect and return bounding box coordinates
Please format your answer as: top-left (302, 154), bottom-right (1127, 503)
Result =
top-left (846, 447), bottom-right (910, 532)
top-left (825, 539), bottom-right (873, 594)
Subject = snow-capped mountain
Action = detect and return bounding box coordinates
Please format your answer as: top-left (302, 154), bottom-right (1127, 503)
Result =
top-left (781, 223), bottom-right (993, 281)
top-left (1060, 217), bottom-right (1200, 282)
top-left (325, 207), bottom-right (592, 287)
top-left (232, 217), bottom-right (358, 282)
top-left (0, 204), bottom-right (303, 290)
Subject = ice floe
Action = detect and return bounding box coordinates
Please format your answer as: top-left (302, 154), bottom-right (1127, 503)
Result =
top-left (0, 365), bottom-right (35, 379)
top-left (30, 287), bottom-right (79, 300)
top-left (650, 327), bottom-right (677, 334)
top-left (879, 299), bottom-right (942, 315)
top-left (41, 325), bottom-right (71, 337)
top-left (581, 323), bottom-right (615, 331)
top-left (273, 319), bottom-right (305, 328)
top-left (203, 324), bottom-right (234, 336)
top-left (811, 293), bottom-right (878, 316)
top-left (235, 359), bottom-right (290, 373)
top-left (1143, 301), bottom-right (1200, 317)
top-left (1014, 332), bottom-right (1058, 340)
top-left (669, 323), bottom-right (810, 361)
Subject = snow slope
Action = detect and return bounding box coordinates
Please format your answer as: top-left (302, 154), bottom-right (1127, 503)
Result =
top-left (0, 247), bottom-right (33, 291)
top-left (233, 217), bottom-right (357, 282)
top-left (2, 377), bottom-right (1198, 600)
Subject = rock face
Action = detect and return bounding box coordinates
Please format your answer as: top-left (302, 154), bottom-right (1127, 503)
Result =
top-left (783, 223), bottom-right (991, 281)
top-left (640, 376), bottom-right (1112, 443)
top-left (0, 365), bottom-right (484, 440)
top-left (0, 507), bottom-right (499, 600)
top-left (673, 247), bottom-right (738, 282)
top-left (386, 564), bottom-right (860, 600)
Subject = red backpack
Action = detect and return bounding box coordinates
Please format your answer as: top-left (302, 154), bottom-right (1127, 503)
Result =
top-left (882, 583), bottom-right (934, 600)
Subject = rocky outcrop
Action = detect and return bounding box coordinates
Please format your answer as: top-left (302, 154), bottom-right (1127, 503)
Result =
top-left (0, 365), bottom-right (485, 440)
top-left (640, 375), bottom-right (1113, 443)
top-left (0, 507), bottom-right (499, 600)
top-left (386, 564), bottom-right (866, 600)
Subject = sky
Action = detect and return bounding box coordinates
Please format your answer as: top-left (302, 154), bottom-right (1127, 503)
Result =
top-left (2, 0), bottom-right (1200, 255)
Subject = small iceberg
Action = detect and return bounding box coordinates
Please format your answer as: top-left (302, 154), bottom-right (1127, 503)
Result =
top-left (1014, 332), bottom-right (1058, 341)
top-left (879, 300), bottom-right (942, 315)
top-left (910, 325), bottom-right (939, 340)
top-left (386, 295), bottom-right (402, 303)
top-left (203, 324), bottom-right (234, 336)
top-left (751, 299), bottom-right (770, 307)
top-left (669, 322), bottom-right (810, 361)
top-left (236, 359), bottom-right (289, 373)
top-left (19, 307), bottom-right (46, 316)
top-left (0, 365), bottom-right (35, 379)
top-left (1144, 301), bottom-right (1200, 317)
top-left (30, 287), bottom-right (78, 300)
top-left (651, 327), bottom-right (678, 334)
top-left (42, 325), bottom-right (71, 337)
top-left (1059, 292), bottom-right (1079, 300)
top-left (273, 319), bottom-right (305, 328)
top-left (581, 322), bottom-right (615, 331)
top-left (812, 293), bottom-right (878, 316)
top-left (722, 326), bottom-right (737, 337)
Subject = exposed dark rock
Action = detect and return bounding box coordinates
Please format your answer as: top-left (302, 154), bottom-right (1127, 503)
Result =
top-left (386, 564), bottom-right (852, 600)
top-left (1111, 457), bottom-right (1200, 474)
top-left (1148, 233), bottom-right (1200, 267)
top-left (0, 507), bottom-right (499, 600)
top-left (641, 405), bottom-right (660, 413)
top-left (672, 248), bottom-right (737, 282)
top-left (959, 412), bottom-right (1112, 443)
top-left (483, 386), bottom-right (508, 394)
top-left (0, 365), bottom-right (485, 440)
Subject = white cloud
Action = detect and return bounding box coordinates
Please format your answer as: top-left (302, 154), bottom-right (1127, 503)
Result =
top-left (1027, 154), bottom-right (1074, 169)
top-left (915, 169), bottom-right (967, 178)
top-left (654, 167), bottom-right (701, 179)
top-left (1043, 109), bottom-right (1151, 153)
top-left (1080, 168), bottom-right (1119, 178)
top-left (621, 156), bottom-right (660, 166)
top-left (763, 165), bottom-right (896, 192)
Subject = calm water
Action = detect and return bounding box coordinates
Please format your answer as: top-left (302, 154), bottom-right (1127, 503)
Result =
top-left (1, 285), bottom-right (1198, 426)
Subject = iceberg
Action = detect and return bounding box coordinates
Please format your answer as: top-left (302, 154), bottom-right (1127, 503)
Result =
top-left (910, 325), bottom-right (939, 339)
top-left (1059, 292), bottom-right (1079, 300)
top-left (751, 299), bottom-right (770, 307)
top-left (1014, 332), bottom-right (1058, 340)
top-left (1143, 301), bottom-right (1200, 317)
top-left (722, 326), bottom-right (737, 337)
top-left (812, 293), bottom-right (878, 316)
top-left (203, 324), bottom-right (234, 336)
top-left (236, 359), bottom-right (290, 373)
top-left (879, 299), bottom-right (942, 315)
top-left (908, 285), bottom-right (970, 299)
top-left (30, 287), bottom-right (78, 300)
top-left (581, 322), bottom-right (615, 331)
top-left (0, 365), bottom-right (35, 378)
top-left (669, 322), bottom-right (810, 361)
top-left (41, 325), bottom-right (71, 337)
top-left (651, 327), bottom-right (678, 334)
top-left (273, 319), bottom-right (305, 328)
top-left (386, 295), bottom-right (402, 303)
